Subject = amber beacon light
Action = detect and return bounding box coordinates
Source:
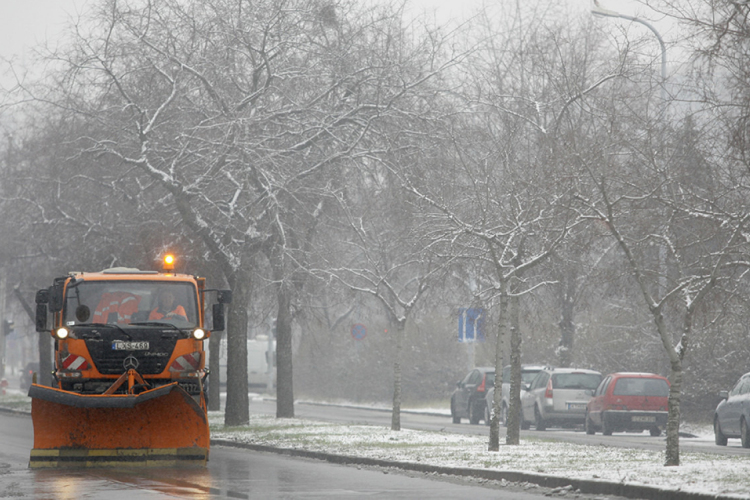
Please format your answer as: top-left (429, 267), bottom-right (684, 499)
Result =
top-left (163, 254), bottom-right (175, 271)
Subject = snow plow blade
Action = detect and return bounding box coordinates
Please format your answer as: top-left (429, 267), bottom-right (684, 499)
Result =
top-left (29, 383), bottom-right (209, 468)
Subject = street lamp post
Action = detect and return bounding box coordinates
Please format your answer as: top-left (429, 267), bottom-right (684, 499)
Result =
top-left (592, 0), bottom-right (667, 106)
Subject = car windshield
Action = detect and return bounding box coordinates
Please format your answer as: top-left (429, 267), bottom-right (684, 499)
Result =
top-left (552, 373), bottom-right (602, 390)
top-left (613, 377), bottom-right (669, 397)
top-left (63, 280), bottom-right (199, 328)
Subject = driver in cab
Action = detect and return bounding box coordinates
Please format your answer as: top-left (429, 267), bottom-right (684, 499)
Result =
top-left (149, 290), bottom-right (187, 321)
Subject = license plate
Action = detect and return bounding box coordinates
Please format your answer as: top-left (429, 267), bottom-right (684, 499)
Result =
top-left (632, 416), bottom-right (656, 423)
top-left (567, 402), bottom-right (586, 411)
top-left (112, 341), bottom-right (149, 351)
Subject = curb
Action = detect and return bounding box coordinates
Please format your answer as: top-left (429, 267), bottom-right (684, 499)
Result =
top-left (211, 438), bottom-right (740, 500)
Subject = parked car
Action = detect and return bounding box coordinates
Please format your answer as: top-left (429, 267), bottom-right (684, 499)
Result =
top-left (451, 367), bottom-right (494, 425)
top-left (585, 372), bottom-right (670, 436)
top-left (485, 364), bottom-right (549, 426)
top-left (20, 362), bottom-right (39, 391)
top-left (521, 367), bottom-right (602, 430)
top-left (714, 372), bottom-right (750, 447)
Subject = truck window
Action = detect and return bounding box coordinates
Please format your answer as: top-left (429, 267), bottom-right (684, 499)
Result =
top-left (64, 281), bottom-right (199, 327)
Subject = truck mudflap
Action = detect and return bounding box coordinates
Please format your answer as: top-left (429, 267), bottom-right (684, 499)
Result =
top-left (29, 383), bottom-right (209, 468)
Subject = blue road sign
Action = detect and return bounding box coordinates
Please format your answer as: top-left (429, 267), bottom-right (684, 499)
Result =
top-left (351, 323), bottom-right (367, 340)
top-left (458, 308), bottom-right (484, 342)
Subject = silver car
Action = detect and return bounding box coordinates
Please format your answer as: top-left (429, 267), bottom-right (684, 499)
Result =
top-left (714, 372), bottom-right (750, 447)
top-left (485, 364), bottom-right (549, 426)
top-left (521, 367), bottom-right (602, 430)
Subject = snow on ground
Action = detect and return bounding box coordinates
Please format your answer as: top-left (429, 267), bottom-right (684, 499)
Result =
top-left (210, 411), bottom-right (750, 499)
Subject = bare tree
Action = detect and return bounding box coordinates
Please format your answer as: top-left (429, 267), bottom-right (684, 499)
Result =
top-left (11, 0), bottom-right (461, 425)
top-left (323, 192), bottom-right (443, 431)
top-left (408, 1), bottom-right (621, 450)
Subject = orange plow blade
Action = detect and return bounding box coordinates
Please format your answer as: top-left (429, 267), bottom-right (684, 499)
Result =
top-left (29, 383), bottom-right (209, 468)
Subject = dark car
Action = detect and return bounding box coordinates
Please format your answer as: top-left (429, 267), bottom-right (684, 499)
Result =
top-left (714, 372), bottom-right (750, 447)
top-left (451, 367), bottom-right (494, 425)
top-left (20, 362), bottom-right (39, 391)
top-left (585, 372), bottom-right (670, 436)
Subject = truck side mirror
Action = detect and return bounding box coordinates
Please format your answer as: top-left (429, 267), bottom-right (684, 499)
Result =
top-left (48, 284), bottom-right (64, 313)
top-left (35, 289), bottom-right (49, 332)
top-left (217, 289), bottom-right (232, 304)
top-left (212, 303), bottom-right (226, 332)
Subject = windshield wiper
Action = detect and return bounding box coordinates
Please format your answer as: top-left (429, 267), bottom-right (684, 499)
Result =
top-left (85, 322), bottom-right (132, 340)
top-left (78, 330), bottom-right (102, 340)
top-left (130, 321), bottom-right (183, 330)
top-left (129, 321), bottom-right (185, 338)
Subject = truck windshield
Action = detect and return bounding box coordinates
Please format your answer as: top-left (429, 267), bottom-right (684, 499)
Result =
top-left (63, 280), bottom-right (199, 328)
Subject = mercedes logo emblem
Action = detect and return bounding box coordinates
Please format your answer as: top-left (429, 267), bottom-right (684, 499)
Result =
top-left (123, 355), bottom-right (139, 370)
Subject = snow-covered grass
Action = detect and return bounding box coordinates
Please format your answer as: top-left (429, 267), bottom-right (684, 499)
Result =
top-left (0, 391), bottom-right (32, 412)
top-left (210, 412), bottom-right (750, 499)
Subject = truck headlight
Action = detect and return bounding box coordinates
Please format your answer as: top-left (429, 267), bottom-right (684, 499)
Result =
top-left (192, 328), bottom-right (206, 340)
top-left (55, 327), bottom-right (70, 339)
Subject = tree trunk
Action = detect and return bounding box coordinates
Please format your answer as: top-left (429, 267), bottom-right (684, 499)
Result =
top-left (224, 275), bottom-right (250, 427)
top-left (665, 359), bottom-right (682, 466)
top-left (489, 283), bottom-right (508, 451)
top-left (506, 289), bottom-right (523, 445)
top-left (208, 329), bottom-right (223, 411)
top-left (654, 307), bottom-right (682, 466)
top-left (276, 280), bottom-right (295, 418)
top-left (391, 321), bottom-right (404, 431)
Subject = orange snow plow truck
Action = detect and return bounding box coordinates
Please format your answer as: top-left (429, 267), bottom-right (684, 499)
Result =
top-left (28, 256), bottom-right (231, 468)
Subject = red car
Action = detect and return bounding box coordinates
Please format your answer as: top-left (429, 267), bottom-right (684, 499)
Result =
top-left (585, 372), bottom-right (670, 436)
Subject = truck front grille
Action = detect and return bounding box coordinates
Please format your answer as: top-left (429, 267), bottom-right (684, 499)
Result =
top-left (84, 333), bottom-right (179, 376)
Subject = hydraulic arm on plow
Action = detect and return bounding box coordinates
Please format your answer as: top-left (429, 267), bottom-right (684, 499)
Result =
top-left (29, 256), bottom-right (231, 468)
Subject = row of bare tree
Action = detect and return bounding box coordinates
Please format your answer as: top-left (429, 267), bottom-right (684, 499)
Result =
top-left (1, 0), bottom-right (749, 467)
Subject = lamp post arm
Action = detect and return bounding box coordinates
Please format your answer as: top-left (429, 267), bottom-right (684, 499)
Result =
top-left (592, 5), bottom-right (667, 102)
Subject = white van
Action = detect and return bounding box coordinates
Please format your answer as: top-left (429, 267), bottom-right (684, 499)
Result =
top-left (211, 335), bottom-right (276, 390)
